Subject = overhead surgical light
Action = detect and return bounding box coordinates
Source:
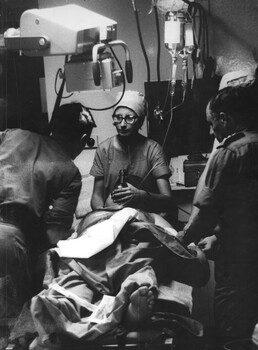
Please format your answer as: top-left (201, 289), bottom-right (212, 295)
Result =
top-left (1, 4), bottom-right (133, 92)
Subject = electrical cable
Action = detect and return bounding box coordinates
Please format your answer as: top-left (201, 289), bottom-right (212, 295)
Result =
top-left (54, 67), bottom-right (73, 99)
top-left (54, 68), bottom-right (62, 96)
top-left (187, 9), bottom-right (200, 81)
top-left (82, 45), bottom-right (126, 111)
top-left (52, 55), bottom-right (69, 117)
top-left (153, 2), bottom-right (161, 81)
top-left (187, 9), bottom-right (200, 52)
top-left (193, 2), bottom-right (209, 63)
top-left (203, 5), bottom-right (209, 59)
top-left (186, 1), bottom-right (210, 79)
top-left (197, 7), bottom-right (203, 53)
top-left (131, 0), bottom-right (151, 82)
top-left (146, 101), bottom-right (150, 136)
top-left (201, 3), bottom-right (209, 59)
top-left (200, 6), bottom-right (206, 62)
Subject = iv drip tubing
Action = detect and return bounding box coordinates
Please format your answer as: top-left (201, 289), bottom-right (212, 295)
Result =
top-left (162, 86), bottom-right (187, 149)
top-left (163, 87), bottom-right (187, 120)
top-left (162, 94), bottom-right (174, 149)
top-left (161, 62), bottom-right (173, 114)
top-left (170, 53), bottom-right (178, 96)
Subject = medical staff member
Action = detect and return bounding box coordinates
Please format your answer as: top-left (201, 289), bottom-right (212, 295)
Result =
top-left (0, 102), bottom-right (95, 322)
top-left (184, 69), bottom-right (257, 255)
top-left (88, 90), bottom-right (207, 329)
top-left (90, 90), bottom-right (177, 222)
top-left (180, 83), bottom-right (258, 348)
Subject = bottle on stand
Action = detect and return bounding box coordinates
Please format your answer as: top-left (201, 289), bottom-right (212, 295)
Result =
top-left (114, 169), bottom-right (127, 189)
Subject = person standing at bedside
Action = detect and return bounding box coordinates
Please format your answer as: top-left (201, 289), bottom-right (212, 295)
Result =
top-left (89, 90), bottom-right (177, 224)
top-left (0, 102), bottom-right (96, 323)
top-left (179, 83), bottom-right (258, 348)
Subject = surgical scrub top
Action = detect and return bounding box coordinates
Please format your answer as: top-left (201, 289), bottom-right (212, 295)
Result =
top-left (90, 134), bottom-right (171, 201)
top-left (0, 128), bottom-right (81, 234)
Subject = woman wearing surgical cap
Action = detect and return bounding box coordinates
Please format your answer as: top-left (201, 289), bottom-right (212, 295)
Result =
top-left (90, 90), bottom-right (177, 223)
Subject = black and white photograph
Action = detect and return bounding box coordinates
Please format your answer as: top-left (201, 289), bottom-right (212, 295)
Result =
top-left (0, 1), bottom-right (258, 349)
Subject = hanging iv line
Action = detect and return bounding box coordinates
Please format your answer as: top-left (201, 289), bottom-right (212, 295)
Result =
top-left (164, 11), bottom-right (194, 96)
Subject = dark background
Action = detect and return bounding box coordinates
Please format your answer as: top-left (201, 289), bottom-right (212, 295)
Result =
top-left (0, 0), bottom-right (48, 134)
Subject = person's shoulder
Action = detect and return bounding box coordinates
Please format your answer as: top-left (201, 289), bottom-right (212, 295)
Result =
top-left (9, 128), bottom-right (47, 140)
top-left (3, 128), bottom-right (31, 136)
top-left (97, 136), bottom-right (115, 150)
top-left (1, 128), bottom-right (42, 142)
top-left (211, 131), bottom-right (257, 164)
top-left (144, 136), bottom-right (165, 151)
top-left (238, 130), bottom-right (258, 145)
top-left (44, 138), bottom-right (80, 174)
top-left (243, 130), bottom-right (258, 142)
top-left (37, 134), bottom-right (76, 166)
top-left (136, 134), bottom-right (158, 146)
top-left (222, 131), bottom-right (258, 151)
top-left (146, 137), bottom-right (161, 147)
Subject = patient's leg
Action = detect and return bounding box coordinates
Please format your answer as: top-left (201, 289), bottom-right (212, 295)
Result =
top-left (124, 285), bottom-right (155, 326)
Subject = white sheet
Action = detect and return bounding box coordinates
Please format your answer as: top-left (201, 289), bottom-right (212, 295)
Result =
top-left (56, 208), bottom-right (138, 258)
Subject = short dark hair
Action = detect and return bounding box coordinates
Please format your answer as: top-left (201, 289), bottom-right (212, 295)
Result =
top-left (209, 83), bottom-right (255, 124)
top-left (50, 103), bottom-right (96, 139)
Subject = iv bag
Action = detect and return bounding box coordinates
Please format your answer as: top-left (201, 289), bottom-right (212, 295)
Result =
top-left (154, 0), bottom-right (188, 14)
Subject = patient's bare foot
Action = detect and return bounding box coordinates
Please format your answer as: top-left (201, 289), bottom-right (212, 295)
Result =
top-left (124, 285), bottom-right (155, 327)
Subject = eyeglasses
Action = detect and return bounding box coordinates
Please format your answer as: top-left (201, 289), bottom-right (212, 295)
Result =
top-left (112, 114), bottom-right (138, 125)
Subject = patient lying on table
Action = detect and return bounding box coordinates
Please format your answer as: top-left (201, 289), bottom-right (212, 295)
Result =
top-left (23, 205), bottom-right (209, 349)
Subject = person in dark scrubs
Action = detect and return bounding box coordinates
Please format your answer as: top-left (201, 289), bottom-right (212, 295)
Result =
top-left (0, 102), bottom-right (95, 323)
top-left (179, 81), bottom-right (258, 349)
